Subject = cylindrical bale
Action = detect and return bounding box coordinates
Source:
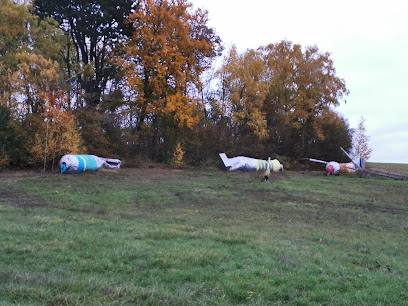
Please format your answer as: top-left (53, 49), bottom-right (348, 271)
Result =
top-left (60, 155), bottom-right (99, 173)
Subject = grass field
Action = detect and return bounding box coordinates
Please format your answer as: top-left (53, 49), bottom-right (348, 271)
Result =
top-left (1, 168), bottom-right (407, 305)
top-left (367, 162), bottom-right (408, 175)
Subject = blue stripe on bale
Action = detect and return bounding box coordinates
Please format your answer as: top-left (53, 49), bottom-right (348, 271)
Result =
top-left (79, 155), bottom-right (98, 171)
top-left (76, 155), bottom-right (85, 173)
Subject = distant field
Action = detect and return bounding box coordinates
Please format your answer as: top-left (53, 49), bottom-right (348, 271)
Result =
top-left (366, 162), bottom-right (408, 175)
top-left (1, 169), bottom-right (407, 305)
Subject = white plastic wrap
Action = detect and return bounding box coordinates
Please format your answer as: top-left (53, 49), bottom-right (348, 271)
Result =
top-left (59, 154), bottom-right (121, 174)
top-left (219, 153), bottom-right (283, 172)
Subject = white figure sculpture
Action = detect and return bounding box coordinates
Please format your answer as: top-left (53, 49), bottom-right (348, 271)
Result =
top-left (219, 153), bottom-right (283, 172)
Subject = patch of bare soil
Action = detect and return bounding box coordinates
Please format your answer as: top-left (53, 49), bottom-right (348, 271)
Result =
top-left (0, 185), bottom-right (49, 208)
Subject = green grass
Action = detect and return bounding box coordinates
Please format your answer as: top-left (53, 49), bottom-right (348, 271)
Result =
top-left (1, 168), bottom-right (407, 305)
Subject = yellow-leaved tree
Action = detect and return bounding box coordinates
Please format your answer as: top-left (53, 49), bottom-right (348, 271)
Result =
top-left (171, 142), bottom-right (185, 168)
top-left (0, 0), bottom-right (29, 109)
top-left (14, 41), bottom-right (85, 169)
top-left (217, 47), bottom-right (269, 141)
top-left (121, 0), bottom-right (222, 160)
top-left (0, 0), bottom-right (84, 168)
top-left (260, 41), bottom-right (349, 157)
top-left (29, 96), bottom-right (85, 170)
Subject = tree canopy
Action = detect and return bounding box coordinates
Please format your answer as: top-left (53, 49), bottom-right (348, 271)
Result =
top-left (120, 0), bottom-right (222, 160)
top-left (0, 0), bottom-right (354, 169)
top-left (216, 41), bottom-right (350, 158)
top-left (34, 0), bottom-right (137, 106)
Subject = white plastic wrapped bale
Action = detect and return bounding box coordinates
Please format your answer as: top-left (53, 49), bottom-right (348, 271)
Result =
top-left (306, 156), bottom-right (357, 176)
top-left (59, 154), bottom-right (121, 174)
top-left (219, 153), bottom-right (283, 172)
top-left (325, 161), bottom-right (340, 176)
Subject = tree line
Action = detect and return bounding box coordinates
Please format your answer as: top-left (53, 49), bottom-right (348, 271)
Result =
top-left (0, 0), bottom-right (353, 170)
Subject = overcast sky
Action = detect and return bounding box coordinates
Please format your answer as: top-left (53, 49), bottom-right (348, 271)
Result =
top-left (190, 0), bottom-right (408, 163)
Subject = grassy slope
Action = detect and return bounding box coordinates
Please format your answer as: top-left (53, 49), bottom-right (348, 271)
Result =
top-left (366, 162), bottom-right (408, 175)
top-left (1, 169), bottom-right (407, 305)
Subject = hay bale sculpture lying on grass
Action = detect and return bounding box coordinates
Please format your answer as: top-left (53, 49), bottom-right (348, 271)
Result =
top-left (219, 153), bottom-right (283, 182)
top-left (306, 158), bottom-right (356, 176)
top-left (59, 154), bottom-right (121, 174)
top-left (219, 153), bottom-right (283, 172)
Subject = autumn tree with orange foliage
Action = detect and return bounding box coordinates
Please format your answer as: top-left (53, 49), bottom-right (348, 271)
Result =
top-left (0, 0), bottom-right (85, 168)
top-left (260, 41), bottom-right (349, 158)
top-left (215, 41), bottom-right (351, 160)
top-left (9, 11), bottom-right (83, 168)
top-left (14, 47), bottom-right (84, 168)
top-left (121, 0), bottom-right (222, 160)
